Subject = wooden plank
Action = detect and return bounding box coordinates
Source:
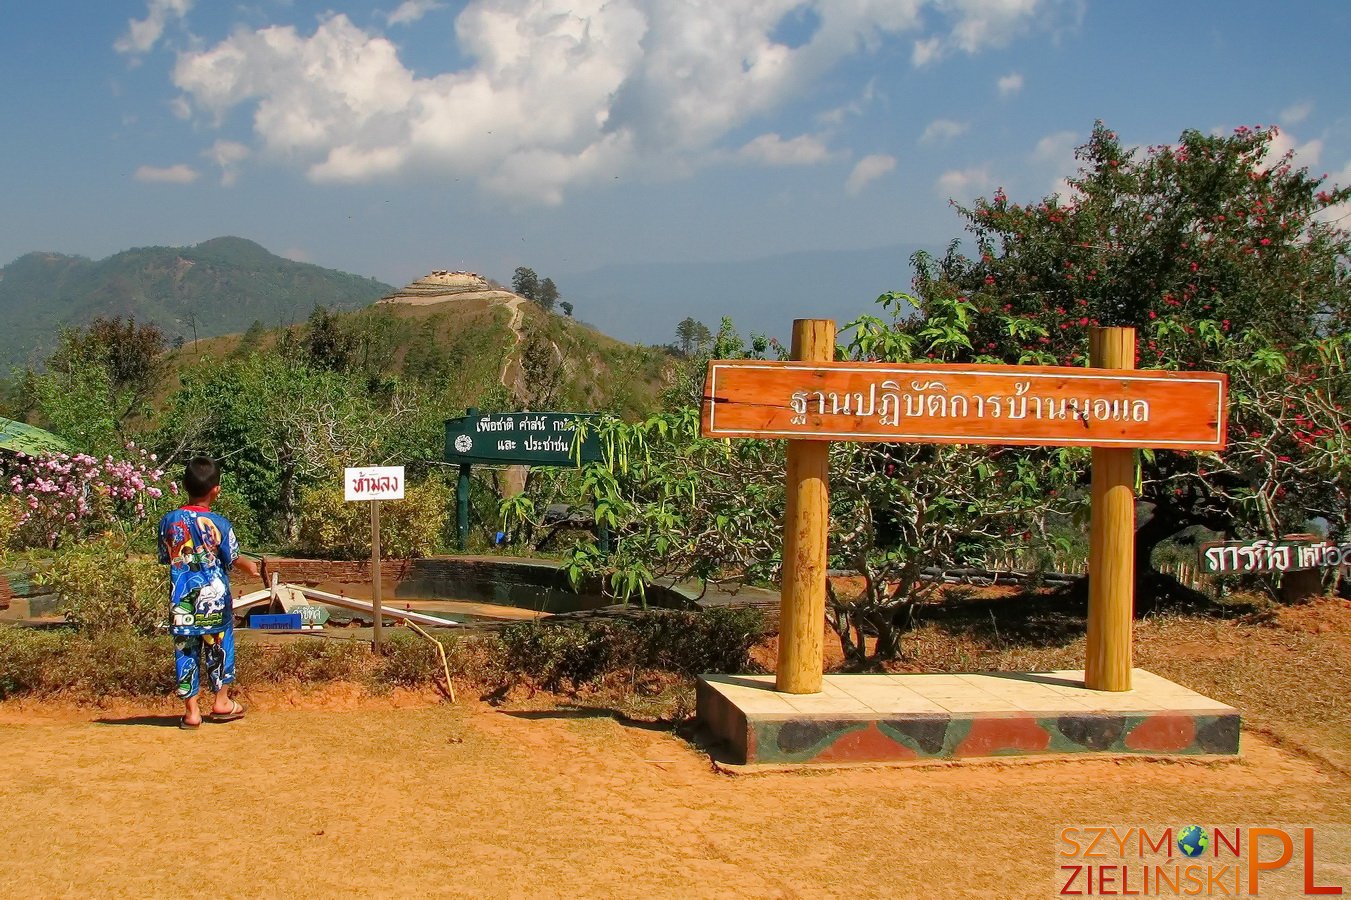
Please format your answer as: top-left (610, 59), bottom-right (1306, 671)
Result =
top-left (701, 360), bottom-right (1227, 450)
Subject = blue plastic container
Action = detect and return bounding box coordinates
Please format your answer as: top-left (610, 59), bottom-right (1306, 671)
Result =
top-left (250, 613), bottom-right (303, 630)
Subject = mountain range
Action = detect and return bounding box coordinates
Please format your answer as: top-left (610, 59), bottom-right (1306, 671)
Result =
top-left (0, 235), bottom-right (928, 370)
top-left (0, 237), bottom-right (393, 368)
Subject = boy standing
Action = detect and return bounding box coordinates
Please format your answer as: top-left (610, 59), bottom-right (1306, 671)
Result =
top-left (158, 456), bottom-right (259, 729)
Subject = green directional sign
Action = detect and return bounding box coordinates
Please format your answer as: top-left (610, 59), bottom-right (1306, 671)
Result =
top-left (444, 411), bottom-right (603, 466)
top-left (294, 604), bottom-right (330, 626)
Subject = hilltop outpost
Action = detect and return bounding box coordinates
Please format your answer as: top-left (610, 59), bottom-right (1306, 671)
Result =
top-left (378, 270), bottom-right (518, 305)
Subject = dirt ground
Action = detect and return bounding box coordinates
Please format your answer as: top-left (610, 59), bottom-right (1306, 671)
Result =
top-left (2, 601), bottom-right (1349, 899)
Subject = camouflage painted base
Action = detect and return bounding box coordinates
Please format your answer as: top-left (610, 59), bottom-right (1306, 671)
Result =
top-left (696, 670), bottom-right (1240, 766)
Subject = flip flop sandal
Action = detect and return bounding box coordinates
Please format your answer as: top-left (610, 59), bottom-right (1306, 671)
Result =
top-left (208, 701), bottom-right (246, 723)
top-left (179, 717), bottom-right (201, 730)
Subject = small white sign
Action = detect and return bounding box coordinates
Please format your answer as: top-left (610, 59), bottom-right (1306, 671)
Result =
top-left (344, 466), bottom-right (405, 502)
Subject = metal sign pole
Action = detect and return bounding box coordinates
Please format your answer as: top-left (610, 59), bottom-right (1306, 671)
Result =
top-left (457, 464), bottom-right (471, 552)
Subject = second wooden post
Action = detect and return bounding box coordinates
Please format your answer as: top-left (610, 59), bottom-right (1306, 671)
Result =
top-left (1086, 326), bottom-right (1136, 691)
top-left (776, 318), bottom-right (836, 694)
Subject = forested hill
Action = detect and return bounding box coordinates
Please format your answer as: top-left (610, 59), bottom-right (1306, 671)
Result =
top-left (0, 237), bottom-right (393, 367)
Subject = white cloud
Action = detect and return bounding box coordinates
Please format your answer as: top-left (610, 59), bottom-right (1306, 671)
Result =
top-left (911, 0), bottom-right (1055, 67)
top-left (1031, 129), bottom-right (1076, 162)
top-left (387, 1), bottom-right (444, 27)
top-left (1030, 130), bottom-right (1079, 194)
top-left (948, 0), bottom-right (1045, 52)
top-left (1280, 101), bottom-right (1312, 125)
top-left (116, 0), bottom-right (193, 55)
top-left (911, 36), bottom-right (942, 67)
top-left (920, 118), bottom-right (968, 143)
top-left (739, 133), bottom-right (834, 166)
top-left (997, 71), bottom-right (1024, 97)
top-left (168, 2), bottom-right (1051, 201)
top-left (134, 163), bottom-right (200, 184)
top-left (818, 78), bottom-right (880, 127)
top-left (936, 164), bottom-right (994, 198)
top-left (1264, 127), bottom-right (1323, 174)
top-left (845, 154), bottom-right (896, 195)
top-left (203, 140), bottom-right (251, 186)
top-left (1316, 159), bottom-right (1351, 229)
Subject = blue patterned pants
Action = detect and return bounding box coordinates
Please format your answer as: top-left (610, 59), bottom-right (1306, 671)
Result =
top-left (174, 625), bottom-right (236, 698)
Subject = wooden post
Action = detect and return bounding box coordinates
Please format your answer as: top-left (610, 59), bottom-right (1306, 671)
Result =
top-left (371, 498), bottom-right (383, 651)
top-left (776, 318), bottom-right (836, 694)
top-left (1086, 326), bottom-right (1136, 691)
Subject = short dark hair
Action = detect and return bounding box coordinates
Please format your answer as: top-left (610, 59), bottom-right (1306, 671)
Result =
top-left (184, 455), bottom-right (221, 499)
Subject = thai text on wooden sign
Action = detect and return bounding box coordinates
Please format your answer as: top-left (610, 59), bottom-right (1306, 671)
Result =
top-left (344, 466), bottom-right (405, 501)
top-left (701, 361), bottom-right (1228, 451)
top-left (1200, 538), bottom-right (1351, 574)
top-left (444, 412), bottom-right (602, 466)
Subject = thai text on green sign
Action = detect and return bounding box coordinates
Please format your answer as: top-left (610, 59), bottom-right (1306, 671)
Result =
top-left (444, 412), bottom-right (602, 466)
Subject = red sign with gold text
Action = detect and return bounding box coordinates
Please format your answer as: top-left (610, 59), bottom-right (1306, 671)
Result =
top-left (701, 361), bottom-right (1227, 451)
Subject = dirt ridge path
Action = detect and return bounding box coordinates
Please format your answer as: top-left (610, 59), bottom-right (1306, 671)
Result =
top-left (497, 295), bottom-right (526, 393)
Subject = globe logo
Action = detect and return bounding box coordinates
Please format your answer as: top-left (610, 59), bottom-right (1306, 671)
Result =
top-left (1177, 825), bottom-right (1209, 858)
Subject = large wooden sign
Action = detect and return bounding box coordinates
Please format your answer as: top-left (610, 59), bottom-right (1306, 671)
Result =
top-left (444, 412), bottom-right (601, 466)
top-left (698, 324), bottom-right (1229, 696)
top-left (702, 361), bottom-right (1227, 451)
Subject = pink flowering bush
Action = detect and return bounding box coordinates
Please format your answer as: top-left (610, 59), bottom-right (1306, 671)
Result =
top-left (4, 445), bottom-right (177, 549)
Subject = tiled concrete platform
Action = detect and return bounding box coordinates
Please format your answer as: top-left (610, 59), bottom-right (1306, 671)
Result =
top-left (697, 670), bottom-right (1240, 765)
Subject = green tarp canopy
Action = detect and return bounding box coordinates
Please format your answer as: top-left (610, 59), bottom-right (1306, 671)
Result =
top-left (0, 417), bottom-right (70, 455)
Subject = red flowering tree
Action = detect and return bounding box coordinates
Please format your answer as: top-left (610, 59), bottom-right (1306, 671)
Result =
top-left (910, 122), bottom-right (1351, 597)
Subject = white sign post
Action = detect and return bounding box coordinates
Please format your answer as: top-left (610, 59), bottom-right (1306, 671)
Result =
top-left (344, 466), bottom-right (405, 650)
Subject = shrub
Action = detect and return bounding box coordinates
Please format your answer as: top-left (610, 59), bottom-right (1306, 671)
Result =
top-left (0, 495), bottom-right (20, 554)
top-left (376, 630), bottom-right (442, 686)
top-left (0, 627), bottom-right (62, 698)
top-left (39, 539), bottom-right (165, 636)
top-left (0, 627), bottom-right (171, 698)
top-left (498, 607), bottom-right (766, 691)
top-left (294, 476), bottom-right (449, 559)
top-left (61, 630), bottom-right (173, 695)
top-left (637, 606), bottom-right (767, 676)
top-left (239, 639), bottom-right (371, 683)
top-left (4, 447), bottom-right (175, 549)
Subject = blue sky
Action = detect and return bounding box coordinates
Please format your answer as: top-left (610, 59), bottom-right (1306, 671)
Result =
top-left (2, 1), bottom-right (1348, 331)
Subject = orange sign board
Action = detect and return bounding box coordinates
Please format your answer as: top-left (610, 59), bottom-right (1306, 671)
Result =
top-left (701, 361), bottom-right (1227, 450)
